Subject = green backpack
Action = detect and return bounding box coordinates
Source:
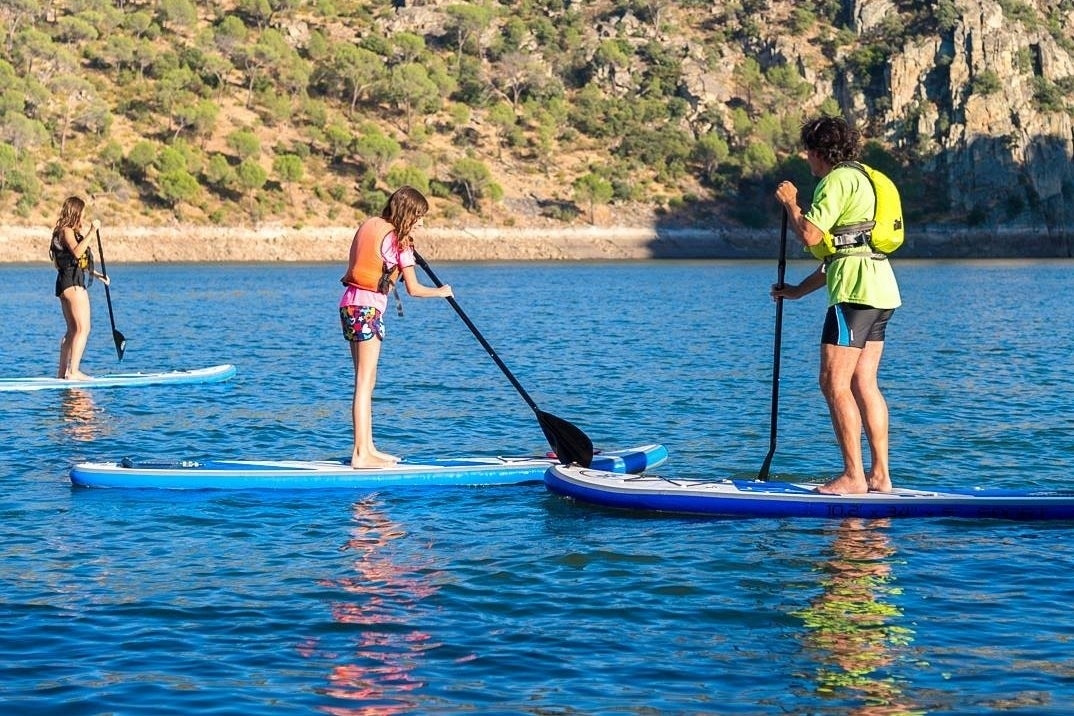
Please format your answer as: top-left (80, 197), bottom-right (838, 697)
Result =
top-left (842, 161), bottom-right (904, 254)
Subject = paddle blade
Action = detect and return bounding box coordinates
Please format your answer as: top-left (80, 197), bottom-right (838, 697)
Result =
top-left (113, 330), bottom-right (127, 361)
top-left (537, 410), bottom-right (594, 467)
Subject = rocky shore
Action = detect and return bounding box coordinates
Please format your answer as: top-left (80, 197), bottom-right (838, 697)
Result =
top-left (2, 224), bottom-right (1071, 263)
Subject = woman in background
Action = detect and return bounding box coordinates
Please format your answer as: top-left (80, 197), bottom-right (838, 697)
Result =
top-left (51, 196), bottom-right (106, 380)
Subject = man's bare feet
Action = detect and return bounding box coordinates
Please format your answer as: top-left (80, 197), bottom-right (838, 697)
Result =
top-left (815, 473), bottom-right (869, 495)
top-left (371, 449), bottom-right (400, 463)
top-left (65, 371), bottom-right (91, 381)
top-left (867, 474), bottom-right (892, 493)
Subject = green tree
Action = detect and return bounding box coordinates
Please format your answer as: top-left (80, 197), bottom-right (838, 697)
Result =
top-left (46, 73), bottom-right (95, 153)
top-left (354, 128), bottom-right (400, 176)
top-left (450, 156), bottom-right (499, 212)
top-left (126, 141), bottom-right (157, 181)
top-left (2, 113), bottom-right (49, 156)
top-left (157, 0), bottom-right (197, 33)
top-left (236, 158), bottom-right (268, 216)
top-left (733, 57), bottom-right (764, 115)
top-left (98, 141), bottom-right (124, 171)
top-left (487, 101), bottom-right (516, 157)
top-left (272, 153), bottom-right (303, 203)
top-left (387, 62), bottom-right (440, 132)
top-left (0, 142), bottom-right (16, 192)
top-left (971, 69), bottom-right (1002, 96)
top-left (158, 168), bottom-right (200, 208)
top-left (573, 173), bottom-right (613, 224)
top-left (156, 146), bottom-right (188, 174)
top-left (205, 153), bottom-right (237, 190)
top-left (322, 123), bottom-right (354, 162)
top-left (445, 3), bottom-right (494, 70)
top-left (326, 43), bottom-right (384, 113)
top-left (385, 165), bottom-right (430, 195)
top-left (693, 131), bottom-right (730, 181)
top-left (227, 129), bottom-right (261, 160)
top-left (741, 141), bottom-right (777, 178)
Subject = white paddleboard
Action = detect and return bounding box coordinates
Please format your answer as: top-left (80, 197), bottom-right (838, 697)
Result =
top-left (0, 364), bottom-right (237, 392)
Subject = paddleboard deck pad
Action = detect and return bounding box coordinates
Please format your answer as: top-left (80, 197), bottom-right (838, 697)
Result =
top-left (545, 466), bottom-right (1074, 520)
top-left (70, 444), bottom-right (669, 490)
top-left (0, 364), bottom-right (236, 392)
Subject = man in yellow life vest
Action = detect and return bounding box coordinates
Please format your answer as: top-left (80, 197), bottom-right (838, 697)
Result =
top-left (773, 116), bottom-right (902, 495)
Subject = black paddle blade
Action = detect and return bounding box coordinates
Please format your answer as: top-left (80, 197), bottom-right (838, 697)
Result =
top-left (537, 410), bottom-right (594, 467)
top-left (113, 330), bottom-right (127, 361)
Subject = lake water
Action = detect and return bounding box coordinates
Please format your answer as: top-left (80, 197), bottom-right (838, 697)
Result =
top-left (1, 259), bottom-right (1072, 714)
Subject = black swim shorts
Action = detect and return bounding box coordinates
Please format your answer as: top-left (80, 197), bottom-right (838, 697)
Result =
top-left (821, 303), bottom-right (894, 348)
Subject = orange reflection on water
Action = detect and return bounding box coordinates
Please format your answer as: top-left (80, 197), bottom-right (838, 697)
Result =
top-left (314, 495), bottom-right (439, 716)
top-left (794, 518), bottom-right (917, 714)
top-left (60, 389), bottom-right (107, 441)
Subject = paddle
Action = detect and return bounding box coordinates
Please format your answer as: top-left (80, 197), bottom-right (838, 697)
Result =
top-left (757, 209), bottom-right (788, 481)
top-left (414, 252), bottom-right (594, 467)
top-left (94, 227), bottom-right (127, 361)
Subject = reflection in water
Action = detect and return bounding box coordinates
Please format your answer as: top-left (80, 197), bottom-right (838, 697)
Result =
top-left (60, 389), bottom-right (107, 441)
top-left (313, 495), bottom-right (438, 715)
top-left (793, 519), bottom-right (918, 714)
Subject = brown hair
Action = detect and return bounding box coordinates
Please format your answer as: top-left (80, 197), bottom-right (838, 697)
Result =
top-left (54, 196), bottom-right (86, 233)
top-left (381, 186), bottom-right (428, 250)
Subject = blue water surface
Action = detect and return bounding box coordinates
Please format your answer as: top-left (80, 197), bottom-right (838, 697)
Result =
top-left (2, 259), bottom-right (1073, 715)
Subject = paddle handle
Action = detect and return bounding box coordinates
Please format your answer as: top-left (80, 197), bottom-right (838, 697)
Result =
top-left (414, 252), bottom-right (541, 417)
top-left (758, 209), bottom-right (788, 481)
top-left (95, 229), bottom-right (126, 361)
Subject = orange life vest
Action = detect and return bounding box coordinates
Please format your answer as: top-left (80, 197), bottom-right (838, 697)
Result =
top-left (340, 217), bottom-right (401, 293)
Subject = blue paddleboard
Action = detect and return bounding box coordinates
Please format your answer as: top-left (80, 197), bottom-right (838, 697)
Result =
top-left (545, 465), bottom-right (1074, 520)
top-left (0, 364), bottom-right (237, 392)
top-left (70, 444), bottom-right (669, 490)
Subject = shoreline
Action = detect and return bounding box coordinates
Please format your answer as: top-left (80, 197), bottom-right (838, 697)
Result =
top-left (2, 224), bottom-right (1071, 262)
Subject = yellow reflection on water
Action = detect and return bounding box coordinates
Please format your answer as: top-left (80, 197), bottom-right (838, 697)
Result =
top-left (314, 495), bottom-right (438, 716)
top-left (793, 518), bottom-right (921, 715)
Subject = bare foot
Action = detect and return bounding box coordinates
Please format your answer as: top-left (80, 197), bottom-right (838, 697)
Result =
top-left (351, 454), bottom-right (397, 469)
top-left (867, 474), bottom-right (892, 493)
top-left (371, 449), bottom-right (400, 463)
top-left (65, 371), bottom-right (91, 381)
top-left (815, 474), bottom-right (869, 495)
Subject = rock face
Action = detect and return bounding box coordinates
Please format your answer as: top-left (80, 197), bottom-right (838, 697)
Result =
top-left (860, 0), bottom-right (1074, 252)
top-left (674, 0), bottom-right (1073, 254)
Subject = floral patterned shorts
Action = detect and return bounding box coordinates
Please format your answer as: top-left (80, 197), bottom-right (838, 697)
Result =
top-left (340, 305), bottom-right (385, 342)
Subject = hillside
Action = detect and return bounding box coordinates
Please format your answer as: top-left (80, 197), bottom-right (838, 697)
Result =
top-left (1, 0), bottom-right (1072, 252)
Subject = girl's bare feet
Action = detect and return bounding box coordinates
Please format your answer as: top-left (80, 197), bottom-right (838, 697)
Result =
top-left (351, 454), bottom-right (397, 469)
top-left (372, 449), bottom-right (400, 463)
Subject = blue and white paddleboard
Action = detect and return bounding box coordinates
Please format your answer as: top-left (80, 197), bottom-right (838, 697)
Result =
top-left (0, 364), bottom-right (237, 392)
top-left (70, 444), bottom-right (669, 490)
top-left (545, 465), bottom-right (1074, 520)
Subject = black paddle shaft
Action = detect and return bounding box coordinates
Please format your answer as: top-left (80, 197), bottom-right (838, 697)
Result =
top-left (95, 230), bottom-right (127, 361)
top-left (757, 209), bottom-right (789, 481)
top-left (413, 252), bottom-right (594, 467)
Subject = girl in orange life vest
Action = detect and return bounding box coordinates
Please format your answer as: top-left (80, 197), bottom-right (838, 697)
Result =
top-left (339, 186), bottom-right (453, 469)
top-left (50, 196), bottom-right (109, 380)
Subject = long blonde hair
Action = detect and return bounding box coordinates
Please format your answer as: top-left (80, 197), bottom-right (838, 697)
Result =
top-left (54, 196), bottom-right (86, 233)
top-left (381, 186), bottom-right (428, 250)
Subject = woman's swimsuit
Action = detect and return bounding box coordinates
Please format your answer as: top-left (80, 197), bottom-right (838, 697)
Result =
top-left (51, 230), bottom-right (90, 298)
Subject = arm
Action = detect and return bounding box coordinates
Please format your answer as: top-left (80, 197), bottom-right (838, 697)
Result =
top-left (61, 221), bottom-right (99, 259)
top-left (775, 181), bottom-right (825, 249)
top-left (771, 265), bottom-right (826, 300)
top-left (398, 264), bottom-right (452, 299)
